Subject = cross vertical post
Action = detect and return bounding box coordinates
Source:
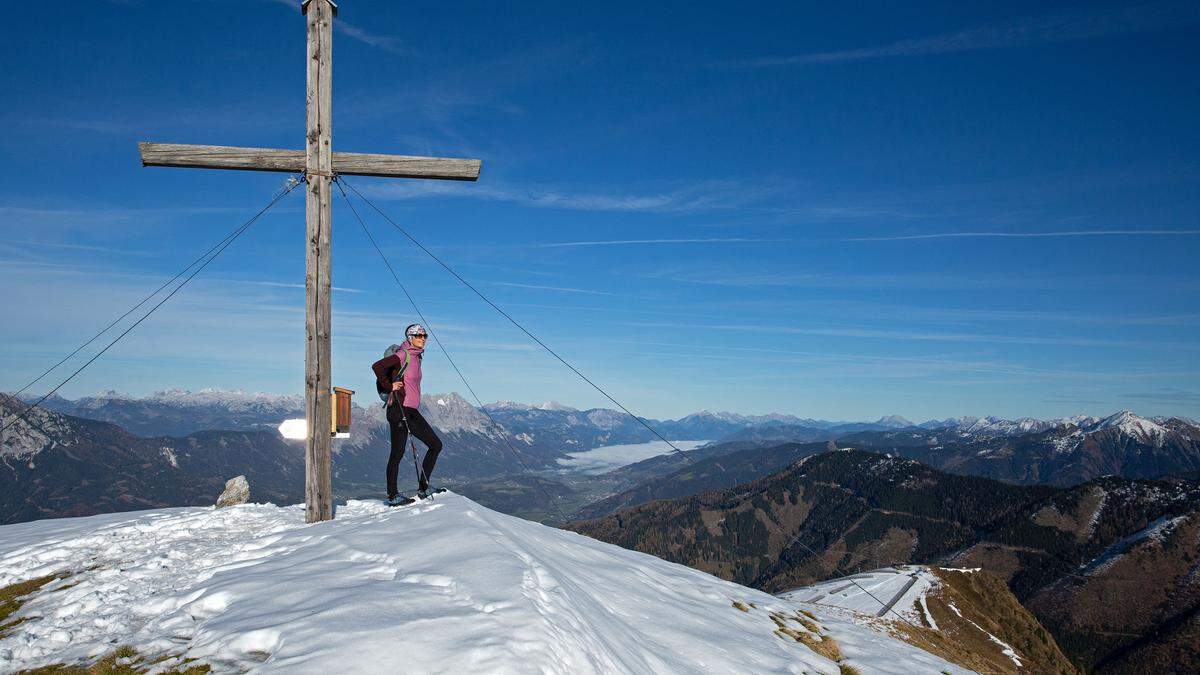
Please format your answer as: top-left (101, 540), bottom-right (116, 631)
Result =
top-left (303, 0), bottom-right (335, 523)
top-left (136, 0), bottom-right (480, 523)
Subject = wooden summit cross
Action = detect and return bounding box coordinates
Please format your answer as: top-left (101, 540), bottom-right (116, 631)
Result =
top-left (137, 0), bottom-right (481, 523)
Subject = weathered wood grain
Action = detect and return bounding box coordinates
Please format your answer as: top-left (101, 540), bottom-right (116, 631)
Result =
top-left (138, 142), bottom-right (481, 181)
top-left (304, 0), bottom-right (335, 524)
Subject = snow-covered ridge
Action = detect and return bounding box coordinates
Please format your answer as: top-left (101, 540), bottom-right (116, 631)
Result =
top-left (57, 388), bottom-right (305, 412)
top-left (0, 495), bottom-right (967, 674)
top-left (486, 400), bottom-right (579, 412)
top-left (1081, 410), bottom-right (1169, 441)
top-left (922, 409), bottom-right (1194, 444)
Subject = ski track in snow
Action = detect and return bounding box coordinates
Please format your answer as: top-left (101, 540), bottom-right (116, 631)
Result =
top-left (0, 494), bottom-right (971, 674)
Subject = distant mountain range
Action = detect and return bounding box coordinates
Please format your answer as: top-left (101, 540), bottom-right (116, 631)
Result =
top-left (842, 411), bottom-right (1200, 486)
top-left (25, 387), bottom-right (1195, 446)
top-left (6, 389), bottom-right (1199, 523)
top-left (570, 449), bottom-right (1200, 672)
top-left (573, 411), bottom-right (1200, 521)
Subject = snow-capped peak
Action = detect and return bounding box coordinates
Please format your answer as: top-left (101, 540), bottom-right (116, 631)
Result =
top-left (145, 388), bottom-right (304, 410)
top-left (917, 411), bottom-right (1190, 442)
top-left (874, 415), bottom-right (915, 428)
top-left (484, 400), bottom-right (535, 411)
top-left (483, 400), bottom-right (578, 412)
top-left (1084, 410), bottom-right (1168, 441)
top-left (535, 400), bottom-right (577, 411)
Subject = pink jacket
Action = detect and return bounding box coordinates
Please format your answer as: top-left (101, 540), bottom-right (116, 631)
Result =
top-left (371, 340), bottom-right (424, 408)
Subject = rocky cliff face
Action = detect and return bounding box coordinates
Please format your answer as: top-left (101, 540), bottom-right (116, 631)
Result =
top-left (0, 393), bottom-right (305, 524)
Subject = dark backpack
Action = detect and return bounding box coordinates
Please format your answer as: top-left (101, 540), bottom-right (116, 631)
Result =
top-left (375, 344), bottom-right (411, 404)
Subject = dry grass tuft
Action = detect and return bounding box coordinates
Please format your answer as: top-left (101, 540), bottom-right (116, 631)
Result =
top-left (731, 600), bottom-right (750, 612)
top-left (769, 609), bottom-right (845, 662)
top-left (798, 631), bottom-right (843, 662)
top-left (1, 572), bottom-right (71, 639)
top-left (19, 646), bottom-right (210, 674)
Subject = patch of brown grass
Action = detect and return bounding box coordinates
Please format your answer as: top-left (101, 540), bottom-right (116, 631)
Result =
top-left (731, 600), bottom-right (750, 612)
top-left (3, 576), bottom-right (208, 675)
top-left (879, 568), bottom-right (1078, 675)
top-left (838, 665), bottom-right (862, 675)
top-left (1, 572), bottom-right (71, 638)
top-left (18, 646), bottom-right (210, 674)
top-left (769, 609), bottom-right (845, 662)
top-left (799, 632), bottom-right (842, 662)
top-left (933, 568), bottom-right (1077, 675)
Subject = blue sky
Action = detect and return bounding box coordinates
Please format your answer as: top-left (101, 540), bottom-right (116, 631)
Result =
top-left (1, 0), bottom-right (1197, 421)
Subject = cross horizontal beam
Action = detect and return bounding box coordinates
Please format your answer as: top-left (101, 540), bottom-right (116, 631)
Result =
top-left (138, 142), bottom-right (481, 181)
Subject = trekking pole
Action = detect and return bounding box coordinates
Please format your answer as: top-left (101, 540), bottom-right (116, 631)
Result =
top-left (398, 406), bottom-right (434, 500)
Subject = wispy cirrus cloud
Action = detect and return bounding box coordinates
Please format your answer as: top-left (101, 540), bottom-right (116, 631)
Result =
top-left (261, 0), bottom-right (404, 54)
top-left (222, 279), bottom-right (365, 294)
top-left (333, 22), bottom-right (404, 54)
top-left (622, 320), bottom-right (1200, 351)
top-left (844, 229), bottom-right (1200, 242)
top-left (741, 1), bottom-right (1200, 67)
top-left (3, 240), bottom-right (151, 256)
top-left (647, 266), bottom-right (1200, 294)
top-left (1122, 387), bottom-right (1200, 402)
top-left (536, 238), bottom-right (782, 248)
top-left (360, 179), bottom-right (777, 214)
top-left (490, 282), bottom-right (612, 296)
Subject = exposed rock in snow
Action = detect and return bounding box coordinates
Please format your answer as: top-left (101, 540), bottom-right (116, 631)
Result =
top-left (215, 476), bottom-right (250, 509)
top-left (0, 495), bottom-right (968, 674)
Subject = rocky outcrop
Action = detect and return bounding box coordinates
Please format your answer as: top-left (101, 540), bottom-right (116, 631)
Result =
top-left (215, 475), bottom-right (250, 508)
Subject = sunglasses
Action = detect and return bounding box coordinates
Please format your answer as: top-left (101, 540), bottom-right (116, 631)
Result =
top-left (410, 334), bottom-right (428, 339)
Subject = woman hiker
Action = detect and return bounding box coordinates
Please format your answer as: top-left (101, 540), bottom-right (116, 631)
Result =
top-left (372, 323), bottom-right (444, 505)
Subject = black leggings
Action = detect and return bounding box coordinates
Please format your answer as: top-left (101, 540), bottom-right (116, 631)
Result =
top-left (386, 405), bottom-right (443, 496)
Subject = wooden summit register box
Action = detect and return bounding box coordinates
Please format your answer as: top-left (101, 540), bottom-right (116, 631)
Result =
top-left (332, 387), bottom-right (354, 437)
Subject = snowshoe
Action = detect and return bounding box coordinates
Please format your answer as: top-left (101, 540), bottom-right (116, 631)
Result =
top-left (386, 494), bottom-right (415, 507)
top-left (416, 487), bottom-right (447, 500)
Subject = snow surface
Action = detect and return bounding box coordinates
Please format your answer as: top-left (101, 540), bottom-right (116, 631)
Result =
top-left (0, 495), bottom-right (968, 674)
top-left (556, 439), bottom-right (709, 474)
top-left (778, 567), bottom-right (935, 625)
